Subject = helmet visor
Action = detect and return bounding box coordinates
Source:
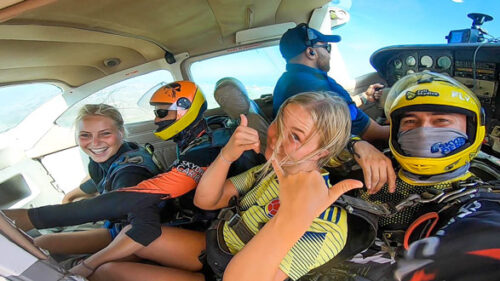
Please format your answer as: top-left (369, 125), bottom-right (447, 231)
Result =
top-left (137, 82), bottom-right (168, 109)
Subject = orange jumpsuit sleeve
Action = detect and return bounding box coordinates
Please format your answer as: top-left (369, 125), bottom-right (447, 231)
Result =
top-left (119, 160), bottom-right (207, 198)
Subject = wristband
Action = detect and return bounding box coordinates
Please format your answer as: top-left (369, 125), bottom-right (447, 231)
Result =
top-left (347, 137), bottom-right (362, 159)
top-left (219, 153), bottom-right (233, 164)
top-left (360, 94), bottom-right (368, 105)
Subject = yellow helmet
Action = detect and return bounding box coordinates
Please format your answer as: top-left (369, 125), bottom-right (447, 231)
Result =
top-left (388, 72), bottom-right (485, 175)
top-left (149, 81), bottom-right (207, 141)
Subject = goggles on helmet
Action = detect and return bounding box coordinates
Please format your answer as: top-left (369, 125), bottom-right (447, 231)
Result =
top-left (153, 97), bottom-right (192, 119)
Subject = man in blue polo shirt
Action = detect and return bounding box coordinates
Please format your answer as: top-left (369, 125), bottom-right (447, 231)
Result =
top-left (274, 23), bottom-right (388, 140)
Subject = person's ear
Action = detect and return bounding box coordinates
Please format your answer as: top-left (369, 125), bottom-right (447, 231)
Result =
top-left (305, 47), bottom-right (316, 58)
top-left (319, 149), bottom-right (329, 159)
top-left (312, 149), bottom-right (330, 161)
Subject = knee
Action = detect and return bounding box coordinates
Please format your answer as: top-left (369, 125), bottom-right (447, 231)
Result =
top-left (33, 234), bottom-right (56, 249)
top-left (91, 262), bottom-right (120, 281)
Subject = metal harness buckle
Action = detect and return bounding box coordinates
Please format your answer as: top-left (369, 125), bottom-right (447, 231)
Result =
top-left (227, 213), bottom-right (242, 228)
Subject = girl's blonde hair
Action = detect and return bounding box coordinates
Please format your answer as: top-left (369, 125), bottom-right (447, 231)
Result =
top-left (75, 104), bottom-right (125, 134)
top-left (259, 92), bottom-right (351, 178)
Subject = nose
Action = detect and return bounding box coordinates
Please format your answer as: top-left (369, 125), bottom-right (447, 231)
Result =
top-left (420, 118), bottom-right (433, 128)
top-left (91, 136), bottom-right (101, 146)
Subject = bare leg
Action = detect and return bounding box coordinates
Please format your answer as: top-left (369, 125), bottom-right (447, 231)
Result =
top-left (34, 228), bottom-right (112, 255)
top-left (89, 226), bottom-right (206, 281)
top-left (135, 226), bottom-right (206, 271)
top-left (90, 262), bottom-right (205, 281)
top-left (2, 209), bottom-right (34, 231)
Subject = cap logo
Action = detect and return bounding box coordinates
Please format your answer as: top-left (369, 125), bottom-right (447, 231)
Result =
top-left (405, 89), bottom-right (439, 100)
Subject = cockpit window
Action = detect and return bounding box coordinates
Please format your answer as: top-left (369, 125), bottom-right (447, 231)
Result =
top-left (0, 84), bottom-right (62, 133)
top-left (333, 0), bottom-right (500, 78)
top-left (190, 45), bottom-right (285, 109)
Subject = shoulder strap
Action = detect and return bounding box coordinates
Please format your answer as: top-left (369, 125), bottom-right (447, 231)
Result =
top-left (103, 143), bottom-right (162, 192)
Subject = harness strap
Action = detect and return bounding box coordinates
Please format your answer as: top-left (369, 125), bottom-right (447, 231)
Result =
top-left (337, 195), bottom-right (393, 216)
top-left (403, 212), bottom-right (439, 250)
top-left (440, 189), bottom-right (500, 212)
top-left (217, 207), bottom-right (255, 244)
top-left (227, 214), bottom-right (254, 244)
top-left (145, 142), bottom-right (165, 171)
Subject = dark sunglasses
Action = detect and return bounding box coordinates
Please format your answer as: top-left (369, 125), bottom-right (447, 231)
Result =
top-left (154, 109), bottom-right (173, 118)
top-left (313, 43), bottom-right (331, 53)
top-left (154, 97), bottom-right (191, 118)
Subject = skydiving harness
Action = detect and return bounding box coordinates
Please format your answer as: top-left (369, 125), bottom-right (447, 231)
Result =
top-left (211, 179), bottom-right (500, 259)
top-left (100, 142), bottom-right (162, 193)
top-left (173, 115), bottom-right (237, 157)
top-left (205, 175), bottom-right (500, 281)
top-left (203, 196), bottom-right (253, 279)
top-left (337, 178), bottom-right (500, 258)
top-left (339, 179), bottom-right (499, 217)
top-left (292, 178), bottom-right (500, 281)
top-left (216, 196), bottom-right (255, 244)
top-left (98, 142), bottom-right (163, 238)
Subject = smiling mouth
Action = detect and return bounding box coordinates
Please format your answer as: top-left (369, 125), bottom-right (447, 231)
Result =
top-left (89, 147), bottom-right (108, 155)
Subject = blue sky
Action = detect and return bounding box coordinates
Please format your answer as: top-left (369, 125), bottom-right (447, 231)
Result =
top-left (335, 0), bottom-right (500, 77)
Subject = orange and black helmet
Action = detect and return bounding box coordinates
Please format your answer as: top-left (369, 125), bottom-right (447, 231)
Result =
top-left (149, 81), bottom-right (207, 140)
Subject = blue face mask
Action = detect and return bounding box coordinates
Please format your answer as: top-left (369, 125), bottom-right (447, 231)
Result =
top-left (397, 127), bottom-right (468, 158)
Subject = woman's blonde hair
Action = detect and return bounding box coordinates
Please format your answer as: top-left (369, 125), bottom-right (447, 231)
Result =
top-left (258, 92), bottom-right (351, 178)
top-left (75, 104), bottom-right (125, 134)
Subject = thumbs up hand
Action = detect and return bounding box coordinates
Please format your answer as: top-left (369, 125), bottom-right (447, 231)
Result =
top-left (220, 114), bottom-right (261, 162)
top-left (271, 158), bottom-right (362, 220)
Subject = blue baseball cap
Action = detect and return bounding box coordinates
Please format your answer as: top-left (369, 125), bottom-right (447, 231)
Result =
top-left (279, 23), bottom-right (341, 61)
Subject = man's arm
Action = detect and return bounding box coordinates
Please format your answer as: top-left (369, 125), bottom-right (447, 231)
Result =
top-left (352, 83), bottom-right (385, 107)
top-left (361, 119), bottom-right (390, 141)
